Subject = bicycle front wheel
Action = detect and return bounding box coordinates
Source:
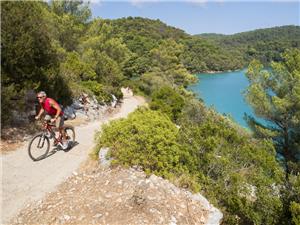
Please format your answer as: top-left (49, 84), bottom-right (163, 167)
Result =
top-left (28, 133), bottom-right (50, 161)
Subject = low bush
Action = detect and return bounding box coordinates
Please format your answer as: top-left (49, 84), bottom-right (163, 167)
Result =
top-left (94, 108), bottom-right (194, 182)
top-left (149, 86), bottom-right (185, 122)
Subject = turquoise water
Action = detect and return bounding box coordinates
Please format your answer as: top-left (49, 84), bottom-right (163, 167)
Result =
top-left (189, 69), bottom-right (261, 128)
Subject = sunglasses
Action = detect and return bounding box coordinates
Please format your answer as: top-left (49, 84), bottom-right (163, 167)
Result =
top-left (37, 96), bottom-right (44, 99)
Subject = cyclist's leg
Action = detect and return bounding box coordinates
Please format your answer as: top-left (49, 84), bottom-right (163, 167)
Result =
top-left (57, 116), bottom-right (69, 149)
top-left (56, 116), bottom-right (66, 142)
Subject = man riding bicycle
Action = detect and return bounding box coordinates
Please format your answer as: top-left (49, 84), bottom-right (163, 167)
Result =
top-left (35, 91), bottom-right (68, 149)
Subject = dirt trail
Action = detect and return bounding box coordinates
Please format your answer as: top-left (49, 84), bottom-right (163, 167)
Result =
top-left (0, 92), bottom-right (145, 224)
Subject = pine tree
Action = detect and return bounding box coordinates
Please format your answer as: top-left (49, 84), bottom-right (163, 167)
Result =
top-left (244, 49), bottom-right (300, 171)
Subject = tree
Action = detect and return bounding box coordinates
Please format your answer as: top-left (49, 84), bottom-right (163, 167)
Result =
top-left (244, 49), bottom-right (300, 170)
top-left (148, 39), bottom-right (196, 87)
top-left (1, 1), bottom-right (56, 89)
top-left (78, 20), bottom-right (130, 86)
top-left (1, 1), bottom-right (66, 125)
top-left (150, 86), bottom-right (185, 122)
top-left (48, 0), bottom-right (91, 51)
top-left (177, 106), bottom-right (285, 225)
top-left (50, 0), bottom-right (91, 23)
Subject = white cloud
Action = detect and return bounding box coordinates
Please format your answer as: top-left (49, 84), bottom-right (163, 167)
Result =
top-left (129, 0), bottom-right (208, 8)
top-left (130, 0), bottom-right (145, 7)
top-left (89, 0), bottom-right (297, 8)
top-left (129, 0), bottom-right (160, 8)
top-left (185, 0), bottom-right (207, 7)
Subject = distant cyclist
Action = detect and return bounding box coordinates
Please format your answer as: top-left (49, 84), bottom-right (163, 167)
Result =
top-left (80, 93), bottom-right (90, 115)
top-left (35, 91), bottom-right (68, 149)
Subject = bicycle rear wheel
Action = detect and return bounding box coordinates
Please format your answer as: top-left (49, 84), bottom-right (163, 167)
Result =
top-left (28, 133), bottom-right (50, 161)
top-left (64, 126), bottom-right (75, 142)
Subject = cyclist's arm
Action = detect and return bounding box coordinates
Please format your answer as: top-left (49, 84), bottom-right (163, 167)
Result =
top-left (49, 99), bottom-right (62, 119)
top-left (35, 107), bottom-right (44, 119)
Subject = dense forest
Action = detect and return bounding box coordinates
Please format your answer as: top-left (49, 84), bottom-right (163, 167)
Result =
top-left (199, 25), bottom-right (300, 67)
top-left (1, 1), bottom-right (300, 225)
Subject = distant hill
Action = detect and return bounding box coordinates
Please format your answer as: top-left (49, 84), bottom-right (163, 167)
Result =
top-left (108, 17), bottom-right (244, 72)
top-left (109, 17), bottom-right (189, 55)
top-left (197, 25), bottom-right (300, 64)
top-left (197, 33), bottom-right (226, 38)
top-left (111, 17), bottom-right (188, 40)
top-left (109, 18), bottom-right (300, 72)
top-left (198, 25), bottom-right (300, 43)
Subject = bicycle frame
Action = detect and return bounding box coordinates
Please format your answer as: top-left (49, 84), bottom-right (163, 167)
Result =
top-left (28, 119), bottom-right (74, 161)
top-left (42, 121), bottom-right (63, 145)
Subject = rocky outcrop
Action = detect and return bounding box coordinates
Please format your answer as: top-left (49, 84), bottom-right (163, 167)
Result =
top-left (11, 92), bottom-right (118, 125)
top-left (11, 165), bottom-right (222, 225)
top-left (11, 150), bottom-right (222, 225)
top-left (66, 94), bottom-right (119, 122)
top-left (98, 148), bottom-right (223, 225)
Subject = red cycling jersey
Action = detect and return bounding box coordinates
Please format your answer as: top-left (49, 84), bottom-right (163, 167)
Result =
top-left (41, 98), bottom-right (64, 116)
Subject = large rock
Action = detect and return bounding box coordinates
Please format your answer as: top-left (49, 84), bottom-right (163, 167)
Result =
top-left (11, 165), bottom-right (223, 225)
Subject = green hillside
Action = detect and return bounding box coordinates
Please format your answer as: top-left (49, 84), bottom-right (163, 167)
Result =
top-left (2, 2), bottom-right (300, 225)
top-left (198, 25), bottom-right (300, 65)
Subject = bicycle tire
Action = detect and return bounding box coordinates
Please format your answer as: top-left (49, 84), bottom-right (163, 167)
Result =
top-left (64, 126), bottom-right (75, 142)
top-left (28, 133), bottom-right (50, 161)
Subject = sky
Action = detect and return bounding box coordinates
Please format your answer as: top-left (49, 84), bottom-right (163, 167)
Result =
top-left (90, 0), bottom-right (300, 35)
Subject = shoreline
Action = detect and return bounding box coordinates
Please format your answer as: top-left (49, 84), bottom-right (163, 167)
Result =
top-left (196, 68), bottom-right (247, 75)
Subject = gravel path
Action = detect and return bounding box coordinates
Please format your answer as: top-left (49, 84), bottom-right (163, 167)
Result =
top-left (0, 93), bottom-right (145, 224)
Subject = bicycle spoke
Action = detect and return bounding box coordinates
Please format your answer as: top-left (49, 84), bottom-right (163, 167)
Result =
top-left (28, 134), bottom-right (50, 161)
top-left (37, 135), bottom-right (46, 148)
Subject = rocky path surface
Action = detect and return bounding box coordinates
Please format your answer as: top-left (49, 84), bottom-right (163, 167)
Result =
top-left (0, 93), bottom-right (145, 224)
top-left (9, 165), bottom-right (222, 225)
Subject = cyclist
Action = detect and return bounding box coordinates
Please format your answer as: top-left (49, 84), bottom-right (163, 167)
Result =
top-left (35, 91), bottom-right (68, 149)
top-left (80, 93), bottom-right (90, 115)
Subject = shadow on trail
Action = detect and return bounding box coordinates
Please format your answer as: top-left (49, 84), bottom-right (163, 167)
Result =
top-left (35, 141), bottom-right (79, 161)
top-left (62, 141), bottom-right (79, 152)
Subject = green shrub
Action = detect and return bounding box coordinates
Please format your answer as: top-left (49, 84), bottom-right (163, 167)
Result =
top-left (80, 80), bottom-right (110, 104)
top-left (178, 115), bottom-right (285, 225)
top-left (291, 201), bottom-right (300, 225)
top-left (94, 108), bottom-right (191, 179)
top-left (138, 72), bottom-right (169, 96)
top-left (1, 85), bottom-right (19, 126)
top-left (60, 51), bottom-right (96, 81)
top-left (150, 86), bottom-right (185, 122)
top-left (286, 174), bottom-right (300, 225)
top-left (103, 85), bottom-right (123, 102)
top-left (94, 99), bottom-right (285, 224)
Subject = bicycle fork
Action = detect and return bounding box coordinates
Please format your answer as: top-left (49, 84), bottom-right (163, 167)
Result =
top-left (37, 135), bottom-right (46, 148)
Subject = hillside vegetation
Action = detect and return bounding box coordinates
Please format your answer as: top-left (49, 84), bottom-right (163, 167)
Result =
top-left (2, 1), bottom-right (300, 225)
top-left (199, 25), bottom-right (300, 66)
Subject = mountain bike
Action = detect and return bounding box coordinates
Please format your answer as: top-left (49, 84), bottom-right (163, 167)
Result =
top-left (28, 119), bottom-right (75, 161)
